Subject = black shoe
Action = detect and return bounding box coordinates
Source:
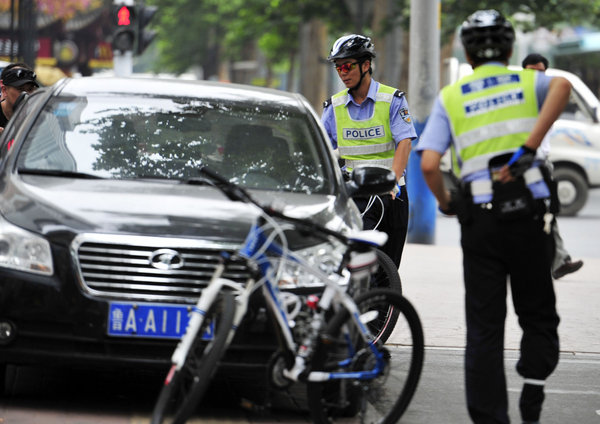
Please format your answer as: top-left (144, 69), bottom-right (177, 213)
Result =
top-left (552, 260), bottom-right (584, 279)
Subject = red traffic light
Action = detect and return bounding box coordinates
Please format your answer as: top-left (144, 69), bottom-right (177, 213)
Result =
top-left (117, 6), bottom-right (132, 26)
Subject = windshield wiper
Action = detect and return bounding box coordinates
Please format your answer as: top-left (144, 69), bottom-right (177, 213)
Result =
top-left (181, 176), bottom-right (212, 186)
top-left (18, 168), bottom-right (105, 179)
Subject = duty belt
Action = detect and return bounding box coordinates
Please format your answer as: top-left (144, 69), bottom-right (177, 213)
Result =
top-left (465, 166), bottom-right (545, 201)
top-left (345, 158), bottom-right (394, 170)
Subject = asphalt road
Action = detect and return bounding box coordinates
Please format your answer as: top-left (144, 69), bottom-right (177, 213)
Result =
top-left (1, 189), bottom-right (599, 423)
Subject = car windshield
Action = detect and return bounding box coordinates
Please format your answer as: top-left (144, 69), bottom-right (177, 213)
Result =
top-left (16, 93), bottom-right (330, 194)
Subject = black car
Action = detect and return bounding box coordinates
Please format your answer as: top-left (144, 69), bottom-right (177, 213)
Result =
top-left (0, 77), bottom-right (392, 389)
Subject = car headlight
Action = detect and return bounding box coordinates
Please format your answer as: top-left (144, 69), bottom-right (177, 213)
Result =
top-left (275, 240), bottom-right (346, 289)
top-left (0, 216), bottom-right (53, 275)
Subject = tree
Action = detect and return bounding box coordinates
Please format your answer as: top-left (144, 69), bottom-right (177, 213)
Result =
top-left (144, 0), bottom-right (600, 100)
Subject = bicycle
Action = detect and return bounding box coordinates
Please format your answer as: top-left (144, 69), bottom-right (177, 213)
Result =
top-left (151, 166), bottom-right (424, 424)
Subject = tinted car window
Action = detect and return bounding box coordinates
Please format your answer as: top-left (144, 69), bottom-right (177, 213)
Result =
top-left (16, 93), bottom-right (329, 194)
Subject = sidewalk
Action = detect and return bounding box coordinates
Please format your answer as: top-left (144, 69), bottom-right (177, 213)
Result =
top-left (396, 242), bottom-right (600, 354)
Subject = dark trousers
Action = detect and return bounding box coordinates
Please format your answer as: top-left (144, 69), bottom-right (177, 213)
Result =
top-left (353, 188), bottom-right (409, 268)
top-left (460, 204), bottom-right (560, 424)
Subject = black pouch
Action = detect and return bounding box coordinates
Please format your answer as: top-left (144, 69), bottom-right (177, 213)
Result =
top-left (450, 185), bottom-right (472, 225)
top-left (488, 153), bottom-right (535, 221)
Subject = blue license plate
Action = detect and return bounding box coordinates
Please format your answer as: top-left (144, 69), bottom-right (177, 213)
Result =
top-left (107, 302), bottom-right (213, 340)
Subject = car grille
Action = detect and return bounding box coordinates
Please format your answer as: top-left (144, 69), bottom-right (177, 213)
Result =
top-left (72, 234), bottom-right (250, 302)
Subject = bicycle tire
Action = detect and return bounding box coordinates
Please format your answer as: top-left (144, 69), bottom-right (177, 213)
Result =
top-left (151, 292), bottom-right (236, 424)
top-left (365, 249), bottom-right (402, 343)
top-left (307, 289), bottom-right (424, 424)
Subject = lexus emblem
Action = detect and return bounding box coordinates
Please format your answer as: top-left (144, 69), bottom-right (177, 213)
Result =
top-left (149, 249), bottom-right (184, 270)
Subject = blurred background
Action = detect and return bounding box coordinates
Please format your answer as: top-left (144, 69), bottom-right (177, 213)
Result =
top-left (1, 0), bottom-right (600, 111)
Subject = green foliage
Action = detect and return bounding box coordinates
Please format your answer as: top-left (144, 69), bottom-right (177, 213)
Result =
top-left (441, 0), bottom-right (600, 44)
top-left (147, 0), bottom-right (350, 75)
top-left (146, 0), bottom-right (600, 76)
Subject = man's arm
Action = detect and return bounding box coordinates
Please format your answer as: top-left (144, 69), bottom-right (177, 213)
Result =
top-left (524, 76), bottom-right (571, 151)
top-left (392, 138), bottom-right (411, 181)
top-left (421, 149), bottom-right (452, 212)
top-left (499, 76), bottom-right (571, 182)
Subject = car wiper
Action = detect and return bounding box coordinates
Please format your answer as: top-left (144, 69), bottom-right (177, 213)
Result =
top-left (18, 168), bottom-right (105, 179)
top-left (181, 176), bottom-right (212, 186)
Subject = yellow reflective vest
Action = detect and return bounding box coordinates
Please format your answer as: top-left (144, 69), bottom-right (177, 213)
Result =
top-left (332, 84), bottom-right (397, 170)
top-left (441, 65), bottom-right (538, 178)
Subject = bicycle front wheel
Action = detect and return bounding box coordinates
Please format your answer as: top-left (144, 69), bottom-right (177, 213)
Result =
top-left (151, 292), bottom-right (236, 424)
top-left (307, 289), bottom-right (424, 424)
top-left (367, 249), bottom-right (402, 344)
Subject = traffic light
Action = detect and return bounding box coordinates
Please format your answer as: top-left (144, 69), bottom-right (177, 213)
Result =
top-left (137, 4), bottom-right (158, 55)
top-left (112, 4), bottom-right (136, 53)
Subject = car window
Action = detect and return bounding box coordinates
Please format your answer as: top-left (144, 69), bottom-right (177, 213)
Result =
top-left (560, 89), bottom-right (595, 123)
top-left (16, 93), bottom-right (330, 194)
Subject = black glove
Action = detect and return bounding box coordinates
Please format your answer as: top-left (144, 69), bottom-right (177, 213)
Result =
top-left (507, 145), bottom-right (536, 178)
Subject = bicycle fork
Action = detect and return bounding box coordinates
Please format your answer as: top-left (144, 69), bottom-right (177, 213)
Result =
top-left (163, 263), bottom-right (228, 384)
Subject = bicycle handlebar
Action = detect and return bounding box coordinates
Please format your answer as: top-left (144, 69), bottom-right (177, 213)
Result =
top-left (199, 166), bottom-right (351, 245)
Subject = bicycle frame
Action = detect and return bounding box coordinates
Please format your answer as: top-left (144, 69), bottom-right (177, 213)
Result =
top-left (168, 208), bottom-right (387, 386)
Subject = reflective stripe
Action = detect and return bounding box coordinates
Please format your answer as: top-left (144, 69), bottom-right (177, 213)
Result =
top-left (375, 92), bottom-right (393, 103)
top-left (338, 140), bottom-right (395, 156)
top-left (346, 158), bottom-right (393, 169)
top-left (524, 166), bottom-right (543, 185)
top-left (332, 96), bottom-right (346, 107)
top-left (523, 378), bottom-right (545, 386)
top-left (470, 179), bottom-right (492, 197)
top-left (456, 118), bottom-right (538, 150)
top-left (332, 90), bottom-right (393, 107)
top-left (461, 149), bottom-right (514, 176)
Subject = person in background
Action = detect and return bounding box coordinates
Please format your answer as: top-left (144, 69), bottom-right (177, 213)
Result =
top-left (321, 34), bottom-right (416, 270)
top-left (418, 10), bottom-right (571, 424)
top-left (0, 62), bottom-right (39, 133)
top-left (521, 53), bottom-right (584, 279)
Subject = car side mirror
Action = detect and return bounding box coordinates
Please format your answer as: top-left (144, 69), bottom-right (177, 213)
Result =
top-left (345, 166), bottom-right (396, 197)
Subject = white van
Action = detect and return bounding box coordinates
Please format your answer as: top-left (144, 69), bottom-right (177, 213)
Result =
top-left (441, 60), bottom-right (600, 216)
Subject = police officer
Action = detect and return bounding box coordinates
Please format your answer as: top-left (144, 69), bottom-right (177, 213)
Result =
top-left (321, 34), bottom-right (416, 268)
top-left (417, 10), bottom-right (571, 424)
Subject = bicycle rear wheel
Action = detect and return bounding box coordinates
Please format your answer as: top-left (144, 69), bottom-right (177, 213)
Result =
top-left (151, 292), bottom-right (236, 424)
top-left (307, 289), bottom-right (424, 424)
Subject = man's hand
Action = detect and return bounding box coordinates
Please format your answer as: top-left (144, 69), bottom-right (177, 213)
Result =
top-left (497, 145), bottom-right (536, 183)
top-left (437, 189), bottom-right (455, 215)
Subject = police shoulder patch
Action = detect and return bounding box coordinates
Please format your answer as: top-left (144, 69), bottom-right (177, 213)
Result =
top-left (399, 107), bottom-right (411, 123)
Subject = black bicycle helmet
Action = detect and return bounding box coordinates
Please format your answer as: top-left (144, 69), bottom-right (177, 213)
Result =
top-left (460, 10), bottom-right (515, 63)
top-left (327, 34), bottom-right (376, 62)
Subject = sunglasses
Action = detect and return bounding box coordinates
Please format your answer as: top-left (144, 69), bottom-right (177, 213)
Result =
top-left (335, 62), bottom-right (359, 73)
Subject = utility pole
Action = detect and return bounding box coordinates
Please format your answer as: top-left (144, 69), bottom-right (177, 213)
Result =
top-left (18, 0), bottom-right (36, 67)
top-left (406, 0), bottom-right (439, 244)
top-left (112, 0), bottom-right (134, 76)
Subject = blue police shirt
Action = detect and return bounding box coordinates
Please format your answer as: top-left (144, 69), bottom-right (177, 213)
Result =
top-left (416, 64), bottom-right (554, 203)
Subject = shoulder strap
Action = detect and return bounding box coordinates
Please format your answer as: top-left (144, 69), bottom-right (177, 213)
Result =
top-left (394, 90), bottom-right (405, 98)
top-left (323, 97), bottom-right (332, 109)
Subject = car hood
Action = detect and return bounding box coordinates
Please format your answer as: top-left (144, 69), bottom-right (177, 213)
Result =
top-left (1, 176), bottom-right (350, 243)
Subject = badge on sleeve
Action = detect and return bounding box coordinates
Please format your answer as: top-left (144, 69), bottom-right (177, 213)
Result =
top-left (399, 107), bottom-right (412, 123)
